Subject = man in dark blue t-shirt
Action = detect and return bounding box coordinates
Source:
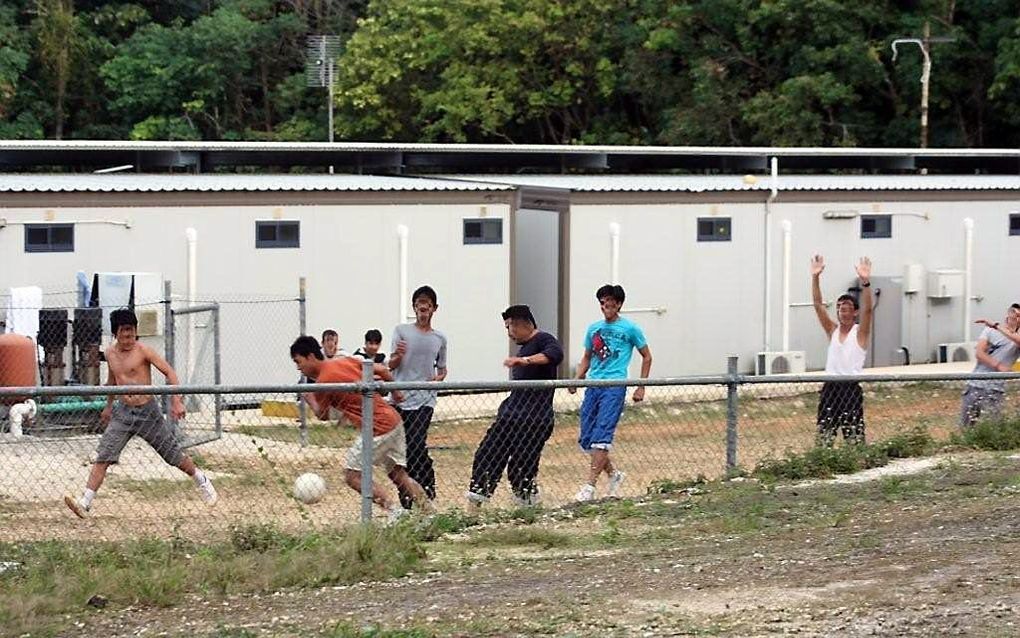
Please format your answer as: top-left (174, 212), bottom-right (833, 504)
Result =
top-left (466, 305), bottom-right (563, 508)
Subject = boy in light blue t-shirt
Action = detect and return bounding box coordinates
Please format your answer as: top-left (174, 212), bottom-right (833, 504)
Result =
top-left (568, 284), bottom-right (653, 501)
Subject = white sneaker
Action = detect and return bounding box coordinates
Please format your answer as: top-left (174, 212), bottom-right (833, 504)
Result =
top-left (466, 491), bottom-right (488, 512)
top-left (64, 495), bottom-right (89, 519)
top-left (197, 477), bottom-right (218, 506)
top-left (575, 484), bottom-right (596, 502)
top-left (512, 487), bottom-right (541, 508)
top-left (607, 471), bottom-right (626, 498)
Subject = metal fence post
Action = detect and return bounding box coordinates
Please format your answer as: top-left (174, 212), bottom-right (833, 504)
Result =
top-left (298, 277), bottom-right (308, 447)
top-left (360, 358), bottom-right (375, 523)
top-left (726, 355), bottom-right (739, 473)
top-left (212, 304), bottom-right (222, 439)
top-left (163, 280), bottom-right (173, 420)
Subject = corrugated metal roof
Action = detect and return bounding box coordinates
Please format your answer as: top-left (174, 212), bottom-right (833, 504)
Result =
top-left (0, 174), bottom-right (513, 193)
top-left (451, 174), bottom-right (1020, 193)
top-left (4, 173), bottom-right (1020, 194)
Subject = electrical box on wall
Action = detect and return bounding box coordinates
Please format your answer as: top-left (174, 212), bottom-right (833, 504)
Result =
top-left (903, 263), bottom-right (924, 293)
top-left (927, 270), bottom-right (964, 298)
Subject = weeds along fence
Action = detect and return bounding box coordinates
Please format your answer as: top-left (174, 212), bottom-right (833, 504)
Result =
top-left (1, 366), bottom-right (1018, 542)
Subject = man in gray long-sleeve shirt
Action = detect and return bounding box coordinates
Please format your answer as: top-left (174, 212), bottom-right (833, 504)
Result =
top-left (390, 285), bottom-right (447, 509)
top-left (961, 304), bottom-right (1020, 429)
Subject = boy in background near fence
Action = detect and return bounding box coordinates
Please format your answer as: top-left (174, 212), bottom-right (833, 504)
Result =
top-left (568, 284), bottom-right (652, 502)
top-left (290, 335), bottom-right (430, 521)
top-left (65, 308), bottom-right (217, 518)
top-left (963, 305), bottom-right (1020, 428)
top-left (354, 329), bottom-right (387, 364)
top-left (321, 329), bottom-right (349, 359)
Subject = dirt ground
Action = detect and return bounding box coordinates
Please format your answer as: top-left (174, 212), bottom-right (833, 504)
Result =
top-left (63, 450), bottom-right (1020, 637)
top-left (0, 380), bottom-right (1011, 542)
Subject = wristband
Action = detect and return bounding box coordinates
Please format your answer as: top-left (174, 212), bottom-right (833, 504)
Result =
top-left (861, 281), bottom-right (871, 288)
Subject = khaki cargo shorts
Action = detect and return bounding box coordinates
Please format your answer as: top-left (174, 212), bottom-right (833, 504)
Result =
top-left (344, 424), bottom-right (407, 473)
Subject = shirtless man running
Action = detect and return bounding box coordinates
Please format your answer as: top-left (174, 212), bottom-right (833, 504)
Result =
top-left (65, 308), bottom-right (217, 518)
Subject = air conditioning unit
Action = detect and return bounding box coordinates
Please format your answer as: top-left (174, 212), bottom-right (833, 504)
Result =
top-left (756, 351), bottom-right (806, 375)
top-left (937, 341), bottom-right (975, 363)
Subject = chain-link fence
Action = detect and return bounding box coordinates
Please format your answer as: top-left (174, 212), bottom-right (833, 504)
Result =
top-left (1, 280), bottom-right (303, 387)
top-left (2, 368), bottom-right (1017, 542)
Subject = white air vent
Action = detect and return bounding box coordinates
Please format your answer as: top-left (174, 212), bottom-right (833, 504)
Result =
top-left (937, 341), bottom-right (975, 363)
top-left (756, 351), bottom-right (806, 375)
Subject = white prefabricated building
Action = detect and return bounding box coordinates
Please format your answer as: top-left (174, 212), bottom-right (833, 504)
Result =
top-left (3, 144), bottom-right (1020, 382)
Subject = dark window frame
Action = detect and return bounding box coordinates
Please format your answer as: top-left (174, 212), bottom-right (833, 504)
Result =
top-left (24, 223), bottom-right (74, 253)
top-left (1009, 213), bottom-right (1020, 236)
top-left (255, 220), bottom-right (300, 248)
top-left (696, 217), bottom-right (732, 242)
top-left (860, 214), bottom-right (892, 239)
top-left (463, 218), bottom-right (503, 245)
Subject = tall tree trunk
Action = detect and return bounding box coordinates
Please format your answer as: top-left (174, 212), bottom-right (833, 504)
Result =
top-left (34, 0), bottom-right (75, 140)
top-left (261, 57), bottom-right (273, 132)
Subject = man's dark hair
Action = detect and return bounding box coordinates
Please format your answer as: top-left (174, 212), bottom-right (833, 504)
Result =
top-left (502, 305), bottom-right (537, 327)
top-left (596, 284), bottom-right (626, 304)
top-left (1011, 303), bottom-right (1020, 311)
top-left (364, 329), bottom-right (382, 344)
top-left (412, 285), bottom-right (438, 306)
top-left (290, 335), bottom-right (324, 360)
top-left (321, 329), bottom-right (338, 341)
top-left (836, 293), bottom-right (860, 310)
top-left (110, 308), bottom-right (138, 334)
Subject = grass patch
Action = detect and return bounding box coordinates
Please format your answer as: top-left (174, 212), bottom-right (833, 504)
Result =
top-left (752, 428), bottom-right (935, 482)
top-left (954, 416), bottom-right (1020, 451)
top-left (466, 527), bottom-right (573, 550)
top-left (647, 474), bottom-right (708, 495)
top-left (323, 623), bottom-right (434, 638)
top-left (0, 523), bottom-right (424, 637)
top-left (112, 477), bottom-right (186, 498)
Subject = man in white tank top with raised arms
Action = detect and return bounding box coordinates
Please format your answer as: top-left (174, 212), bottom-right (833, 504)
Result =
top-left (811, 255), bottom-right (873, 446)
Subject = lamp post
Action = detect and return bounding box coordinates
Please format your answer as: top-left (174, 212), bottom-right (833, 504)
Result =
top-left (891, 22), bottom-right (954, 149)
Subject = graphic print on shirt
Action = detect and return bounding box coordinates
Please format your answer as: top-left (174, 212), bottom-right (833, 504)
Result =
top-left (591, 329), bottom-right (612, 361)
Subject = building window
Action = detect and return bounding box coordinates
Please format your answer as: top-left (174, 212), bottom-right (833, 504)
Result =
top-left (1009, 213), bottom-right (1020, 236)
top-left (463, 218), bottom-right (502, 245)
top-left (255, 221), bottom-right (300, 248)
top-left (25, 223), bottom-right (74, 253)
top-left (860, 215), bottom-right (892, 239)
top-left (697, 217), bottom-right (731, 242)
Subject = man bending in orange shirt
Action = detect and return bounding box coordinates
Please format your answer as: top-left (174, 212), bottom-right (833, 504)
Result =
top-left (290, 336), bottom-right (430, 521)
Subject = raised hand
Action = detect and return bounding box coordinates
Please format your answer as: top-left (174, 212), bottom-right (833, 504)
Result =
top-left (810, 254), bottom-right (825, 276)
top-left (855, 256), bottom-right (872, 282)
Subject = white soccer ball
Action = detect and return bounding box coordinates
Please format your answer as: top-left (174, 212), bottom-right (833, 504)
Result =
top-left (293, 472), bottom-right (327, 504)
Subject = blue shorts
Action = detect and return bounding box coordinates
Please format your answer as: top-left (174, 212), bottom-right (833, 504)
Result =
top-left (578, 386), bottom-right (627, 451)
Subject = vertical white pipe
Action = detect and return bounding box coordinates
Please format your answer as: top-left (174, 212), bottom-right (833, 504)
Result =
top-left (763, 157), bottom-right (779, 352)
top-left (609, 222), bottom-right (621, 284)
top-left (185, 227), bottom-right (198, 383)
top-left (397, 225), bottom-right (409, 324)
top-left (781, 220), bottom-right (792, 352)
top-left (963, 217), bottom-right (974, 340)
top-left (9, 399), bottom-right (35, 437)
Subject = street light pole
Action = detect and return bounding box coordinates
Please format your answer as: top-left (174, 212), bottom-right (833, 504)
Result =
top-left (892, 21), bottom-right (953, 149)
top-left (891, 36), bottom-right (931, 147)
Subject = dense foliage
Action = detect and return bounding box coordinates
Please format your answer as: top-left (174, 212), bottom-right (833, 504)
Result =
top-left (2, 0), bottom-right (1019, 146)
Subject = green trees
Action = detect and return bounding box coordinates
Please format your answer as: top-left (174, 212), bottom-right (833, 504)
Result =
top-left (1, 0), bottom-right (1019, 146)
